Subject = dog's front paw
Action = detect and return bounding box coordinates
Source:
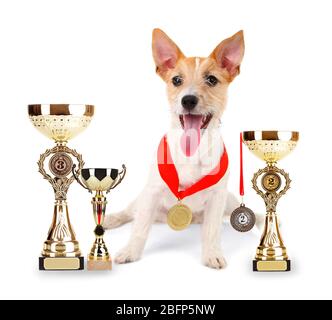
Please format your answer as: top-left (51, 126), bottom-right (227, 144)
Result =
top-left (115, 245), bottom-right (142, 264)
top-left (202, 250), bottom-right (227, 270)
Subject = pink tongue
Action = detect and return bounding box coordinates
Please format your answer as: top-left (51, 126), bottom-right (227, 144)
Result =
top-left (180, 114), bottom-right (203, 157)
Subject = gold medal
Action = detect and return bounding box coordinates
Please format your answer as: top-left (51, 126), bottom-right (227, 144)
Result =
top-left (158, 135), bottom-right (228, 232)
top-left (167, 203), bottom-right (193, 231)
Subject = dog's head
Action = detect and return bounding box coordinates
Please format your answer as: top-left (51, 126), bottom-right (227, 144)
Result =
top-left (152, 28), bottom-right (244, 156)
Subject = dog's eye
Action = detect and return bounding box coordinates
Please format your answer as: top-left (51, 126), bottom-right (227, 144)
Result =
top-left (172, 76), bottom-right (183, 87)
top-left (205, 75), bottom-right (219, 87)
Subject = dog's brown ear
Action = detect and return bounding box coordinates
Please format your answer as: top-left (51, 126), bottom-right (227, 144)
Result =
top-left (152, 28), bottom-right (184, 78)
top-left (210, 30), bottom-right (245, 80)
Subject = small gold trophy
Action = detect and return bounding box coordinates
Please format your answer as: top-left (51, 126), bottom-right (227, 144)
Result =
top-left (73, 166), bottom-right (126, 270)
top-left (28, 104), bottom-right (94, 270)
top-left (242, 131), bottom-right (299, 272)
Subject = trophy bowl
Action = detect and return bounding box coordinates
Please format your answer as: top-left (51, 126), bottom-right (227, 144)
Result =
top-left (80, 168), bottom-right (121, 192)
top-left (242, 131), bottom-right (299, 163)
top-left (28, 104), bottom-right (94, 143)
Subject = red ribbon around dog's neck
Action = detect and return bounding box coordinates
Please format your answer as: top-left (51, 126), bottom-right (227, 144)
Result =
top-left (157, 135), bottom-right (229, 200)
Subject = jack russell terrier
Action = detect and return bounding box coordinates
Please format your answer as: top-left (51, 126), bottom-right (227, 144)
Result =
top-left (105, 29), bottom-right (246, 269)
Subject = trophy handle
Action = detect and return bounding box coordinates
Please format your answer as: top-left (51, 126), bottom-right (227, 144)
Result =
top-left (106, 164), bottom-right (126, 193)
top-left (72, 164), bottom-right (92, 193)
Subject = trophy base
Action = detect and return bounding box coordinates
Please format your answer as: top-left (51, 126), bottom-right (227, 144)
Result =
top-left (39, 257), bottom-right (84, 271)
top-left (87, 258), bottom-right (112, 271)
top-left (253, 259), bottom-right (291, 272)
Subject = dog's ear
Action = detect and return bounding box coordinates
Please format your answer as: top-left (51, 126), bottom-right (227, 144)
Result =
top-left (152, 28), bottom-right (184, 78)
top-left (210, 30), bottom-right (245, 80)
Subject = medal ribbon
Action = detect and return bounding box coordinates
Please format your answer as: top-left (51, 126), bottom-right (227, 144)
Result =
top-left (240, 132), bottom-right (244, 197)
top-left (157, 135), bottom-right (229, 200)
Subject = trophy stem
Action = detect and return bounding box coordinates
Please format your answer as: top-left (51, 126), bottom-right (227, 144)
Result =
top-left (87, 191), bottom-right (112, 270)
top-left (39, 200), bottom-right (84, 270)
top-left (255, 211), bottom-right (288, 259)
top-left (252, 164), bottom-right (291, 272)
top-left (42, 200), bottom-right (81, 257)
top-left (38, 144), bottom-right (84, 270)
top-left (56, 141), bottom-right (67, 147)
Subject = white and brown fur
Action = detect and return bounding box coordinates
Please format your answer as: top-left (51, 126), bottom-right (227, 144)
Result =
top-left (104, 29), bottom-right (250, 269)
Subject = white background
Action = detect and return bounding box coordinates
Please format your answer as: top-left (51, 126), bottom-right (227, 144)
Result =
top-left (0, 0), bottom-right (328, 300)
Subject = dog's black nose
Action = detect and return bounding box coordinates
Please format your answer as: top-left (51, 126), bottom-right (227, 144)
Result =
top-left (181, 95), bottom-right (198, 111)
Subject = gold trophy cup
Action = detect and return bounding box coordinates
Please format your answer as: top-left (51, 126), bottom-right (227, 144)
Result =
top-left (242, 131), bottom-right (299, 272)
top-left (73, 166), bottom-right (126, 270)
top-left (28, 104), bottom-right (94, 270)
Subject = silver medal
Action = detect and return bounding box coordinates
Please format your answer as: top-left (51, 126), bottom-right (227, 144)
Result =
top-left (230, 203), bottom-right (256, 232)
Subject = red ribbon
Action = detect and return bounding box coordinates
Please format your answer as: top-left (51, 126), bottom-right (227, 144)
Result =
top-left (240, 132), bottom-right (244, 196)
top-left (157, 135), bottom-right (229, 200)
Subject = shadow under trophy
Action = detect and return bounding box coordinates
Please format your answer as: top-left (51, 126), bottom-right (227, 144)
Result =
top-left (28, 104), bottom-right (94, 270)
top-left (73, 166), bottom-right (126, 270)
top-left (242, 131), bottom-right (299, 272)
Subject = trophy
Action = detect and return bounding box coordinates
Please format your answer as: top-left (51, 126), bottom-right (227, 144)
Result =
top-left (73, 166), bottom-right (126, 270)
top-left (242, 131), bottom-right (299, 272)
top-left (28, 104), bottom-right (94, 270)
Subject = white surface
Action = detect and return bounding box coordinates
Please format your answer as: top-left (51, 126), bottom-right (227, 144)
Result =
top-left (0, 0), bottom-right (329, 300)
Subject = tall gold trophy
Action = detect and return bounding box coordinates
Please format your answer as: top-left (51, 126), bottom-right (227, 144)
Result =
top-left (73, 166), bottom-right (126, 270)
top-left (242, 131), bottom-right (299, 272)
top-left (28, 104), bottom-right (94, 270)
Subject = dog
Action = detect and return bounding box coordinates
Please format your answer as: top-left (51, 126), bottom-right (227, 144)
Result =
top-left (104, 29), bottom-right (246, 269)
